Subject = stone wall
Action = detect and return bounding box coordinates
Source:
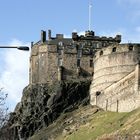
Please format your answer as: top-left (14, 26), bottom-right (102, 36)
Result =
top-left (90, 44), bottom-right (140, 93)
top-left (30, 44), bottom-right (49, 84)
top-left (30, 43), bottom-right (93, 84)
top-left (91, 71), bottom-right (136, 112)
top-left (90, 44), bottom-right (140, 112)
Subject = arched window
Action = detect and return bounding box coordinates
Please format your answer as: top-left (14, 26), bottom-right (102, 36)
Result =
top-left (96, 91), bottom-right (101, 96)
top-left (129, 45), bottom-right (133, 51)
top-left (112, 47), bottom-right (116, 52)
top-left (100, 50), bottom-right (103, 56)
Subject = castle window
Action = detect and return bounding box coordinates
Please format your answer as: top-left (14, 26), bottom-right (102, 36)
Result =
top-left (58, 49), bottom-right (63, 55)
top-left (129, 45), bottom-right (133, 51)
top-left (96, 91), bottom-right (101, 96)
top-left (100, 51), bottom-right (103, 56)
top-left (90, 59), bottom-right (93, 67)
top-left (112, 47), bottom-right (116, 52)
top-left (58, 58), bottom-right (63, 66)
top-left (77, 49), bottom-right (82, 58)
top-left (77, 59), bottom-right (81, 67)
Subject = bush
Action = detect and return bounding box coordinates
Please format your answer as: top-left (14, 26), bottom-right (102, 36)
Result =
top-left (0, 88), bottom-right (8, 128)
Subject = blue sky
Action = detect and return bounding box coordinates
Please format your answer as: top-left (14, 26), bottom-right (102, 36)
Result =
top-left (0, 0), bottom-right (140, 111)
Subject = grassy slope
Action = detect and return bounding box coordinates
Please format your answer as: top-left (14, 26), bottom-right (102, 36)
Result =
top-left (62, 109), bottom-right (140, 140)
top-left (29, 106), bottom-right (140, 140)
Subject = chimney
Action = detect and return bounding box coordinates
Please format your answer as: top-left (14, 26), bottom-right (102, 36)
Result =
top-left (48, 29), bottom-right (51, 40)
top-left (41, 30), bottom-right (46, 43)
top-left (31, 42), bottom-right (34, 48)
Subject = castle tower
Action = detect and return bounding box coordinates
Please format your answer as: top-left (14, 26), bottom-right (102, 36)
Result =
top-left (90, 44), bottom-right (140, 112)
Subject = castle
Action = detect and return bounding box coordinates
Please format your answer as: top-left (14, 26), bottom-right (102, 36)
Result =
top-left (30, 30), bottom-right (120, 84)
top-left (30, 30), bottom-right (140, 112)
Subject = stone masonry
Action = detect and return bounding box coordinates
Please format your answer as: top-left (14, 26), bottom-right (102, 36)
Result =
top-left (30, 29), bottom-right (140, 113)
top-left (30, 30), bottom-right (121, 84)
top-left (1, 29), bottom-right (139, 140)
top-left (29, 29), bottom-right (140, 112)
top-left (90, 43), bottom-right (140, 112)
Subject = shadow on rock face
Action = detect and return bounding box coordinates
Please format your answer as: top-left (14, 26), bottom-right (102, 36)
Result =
top-left (0, 80), bottom-right (91, 140)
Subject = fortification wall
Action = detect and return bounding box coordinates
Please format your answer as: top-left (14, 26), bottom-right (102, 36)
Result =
top-left (91, 71), bottom-right (135, 112)
top-left (91, 69), bottom-right (140, 112)
top-left (90, 44), bottom-right (140, 112)
top-left (62, 53), bottom-right (77, 80)
top-left (81, 55), bottom-right (93, 76)
top-left (30, 44), bottom-right (49, 84)
top-left (30, 43), bottom-right (93, 84)
top-left (90, 44), bottom-right (140, 92)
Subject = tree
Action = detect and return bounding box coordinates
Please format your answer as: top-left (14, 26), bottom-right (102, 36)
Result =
top-left (0, 88), bottom-right (8, 128)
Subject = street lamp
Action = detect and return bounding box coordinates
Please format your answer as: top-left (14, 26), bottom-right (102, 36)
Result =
top-left (0, 46), bottom-right (29, 51)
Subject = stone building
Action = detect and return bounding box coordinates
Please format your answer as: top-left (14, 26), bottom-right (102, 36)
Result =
top-left (30, 29), bottom-right (140, 112)
top-left (30, 30), bottom-right (120, 84)
top-left (90, 43), bottom-right (140, 112)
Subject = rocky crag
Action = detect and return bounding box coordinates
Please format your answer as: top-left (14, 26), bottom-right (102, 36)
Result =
top-left (0, 80), bottom-right (90, 140)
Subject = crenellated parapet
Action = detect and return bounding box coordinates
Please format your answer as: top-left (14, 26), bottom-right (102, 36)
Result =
top-left (29, 30), bottom-right (121, 85)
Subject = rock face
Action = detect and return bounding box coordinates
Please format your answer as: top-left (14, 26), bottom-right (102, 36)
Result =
top-left (0, 80), bottom-right (90, 140)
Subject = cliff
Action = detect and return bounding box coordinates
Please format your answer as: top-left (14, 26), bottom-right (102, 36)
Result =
top-left (0, 80), bottom-right (90, 140)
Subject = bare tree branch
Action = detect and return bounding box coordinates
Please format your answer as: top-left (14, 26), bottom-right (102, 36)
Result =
top-left (0, 89), bottom-right (9, 128)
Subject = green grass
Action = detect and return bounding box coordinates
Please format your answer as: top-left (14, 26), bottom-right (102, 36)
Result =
top-left (63, 108), bottom-right (140, 140)
top-left (64, 111), bottom-right (127, 140)
top-left (29, 107), bottom-right (140, 140)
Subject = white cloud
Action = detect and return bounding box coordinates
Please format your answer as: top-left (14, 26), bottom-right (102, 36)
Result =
top-left (78, 31), bottom-right (85, 36)
top-left (64, 30), bottom-right (85, 38)
top-left (0, 39), bottom-right (30, 111)
top-left (72, 29), bottom-right (85, 36)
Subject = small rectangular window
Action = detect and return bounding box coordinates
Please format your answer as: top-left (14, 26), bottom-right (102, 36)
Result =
top-left (129, 45), bottom-right (133, 51)
top-left (77, 50), bottom-right (82, 58)
top-left (77, 59), bottom-right (80, 67)
top-left (58, 58), bottom-right (63, 66)
top-left (112, 47), bottom-right (116, 52)
top-left (90, 59), bottom-right (93, 67)
top-left (58, 49), bottom-right (63, 55)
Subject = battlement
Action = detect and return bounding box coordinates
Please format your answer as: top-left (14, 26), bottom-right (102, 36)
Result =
top-left (94, 43), bottom-right (140, 61)
top-left (72, 30), bottom-right (121, 44)
top-left (29, 29), bottom-right (121, 85)
top-left (90, 42), bottom-right (140, 112)
top-left (32, 30), bottom-right (121, 48)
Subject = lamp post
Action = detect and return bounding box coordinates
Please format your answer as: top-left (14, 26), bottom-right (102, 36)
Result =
top-left (0, 46), bottom-right (29, 51)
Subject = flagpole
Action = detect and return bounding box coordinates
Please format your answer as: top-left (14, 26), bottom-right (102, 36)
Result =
top-left (88, 1), bottom-right (92, 31)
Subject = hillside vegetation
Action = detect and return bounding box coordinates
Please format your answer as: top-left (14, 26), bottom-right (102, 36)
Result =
top-left (29, 105), bottom-right (140, 140)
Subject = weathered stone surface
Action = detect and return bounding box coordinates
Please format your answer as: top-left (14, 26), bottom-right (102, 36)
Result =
top-left (0, 80), bottom-right (90, 140)
top-left (90, 44), bottom-right (140, 112)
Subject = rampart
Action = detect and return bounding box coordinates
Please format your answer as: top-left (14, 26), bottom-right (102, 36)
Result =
top-left (90, 44), bottom-right (140, 112)
top-left (28, 29), bottom-right (140, 112)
